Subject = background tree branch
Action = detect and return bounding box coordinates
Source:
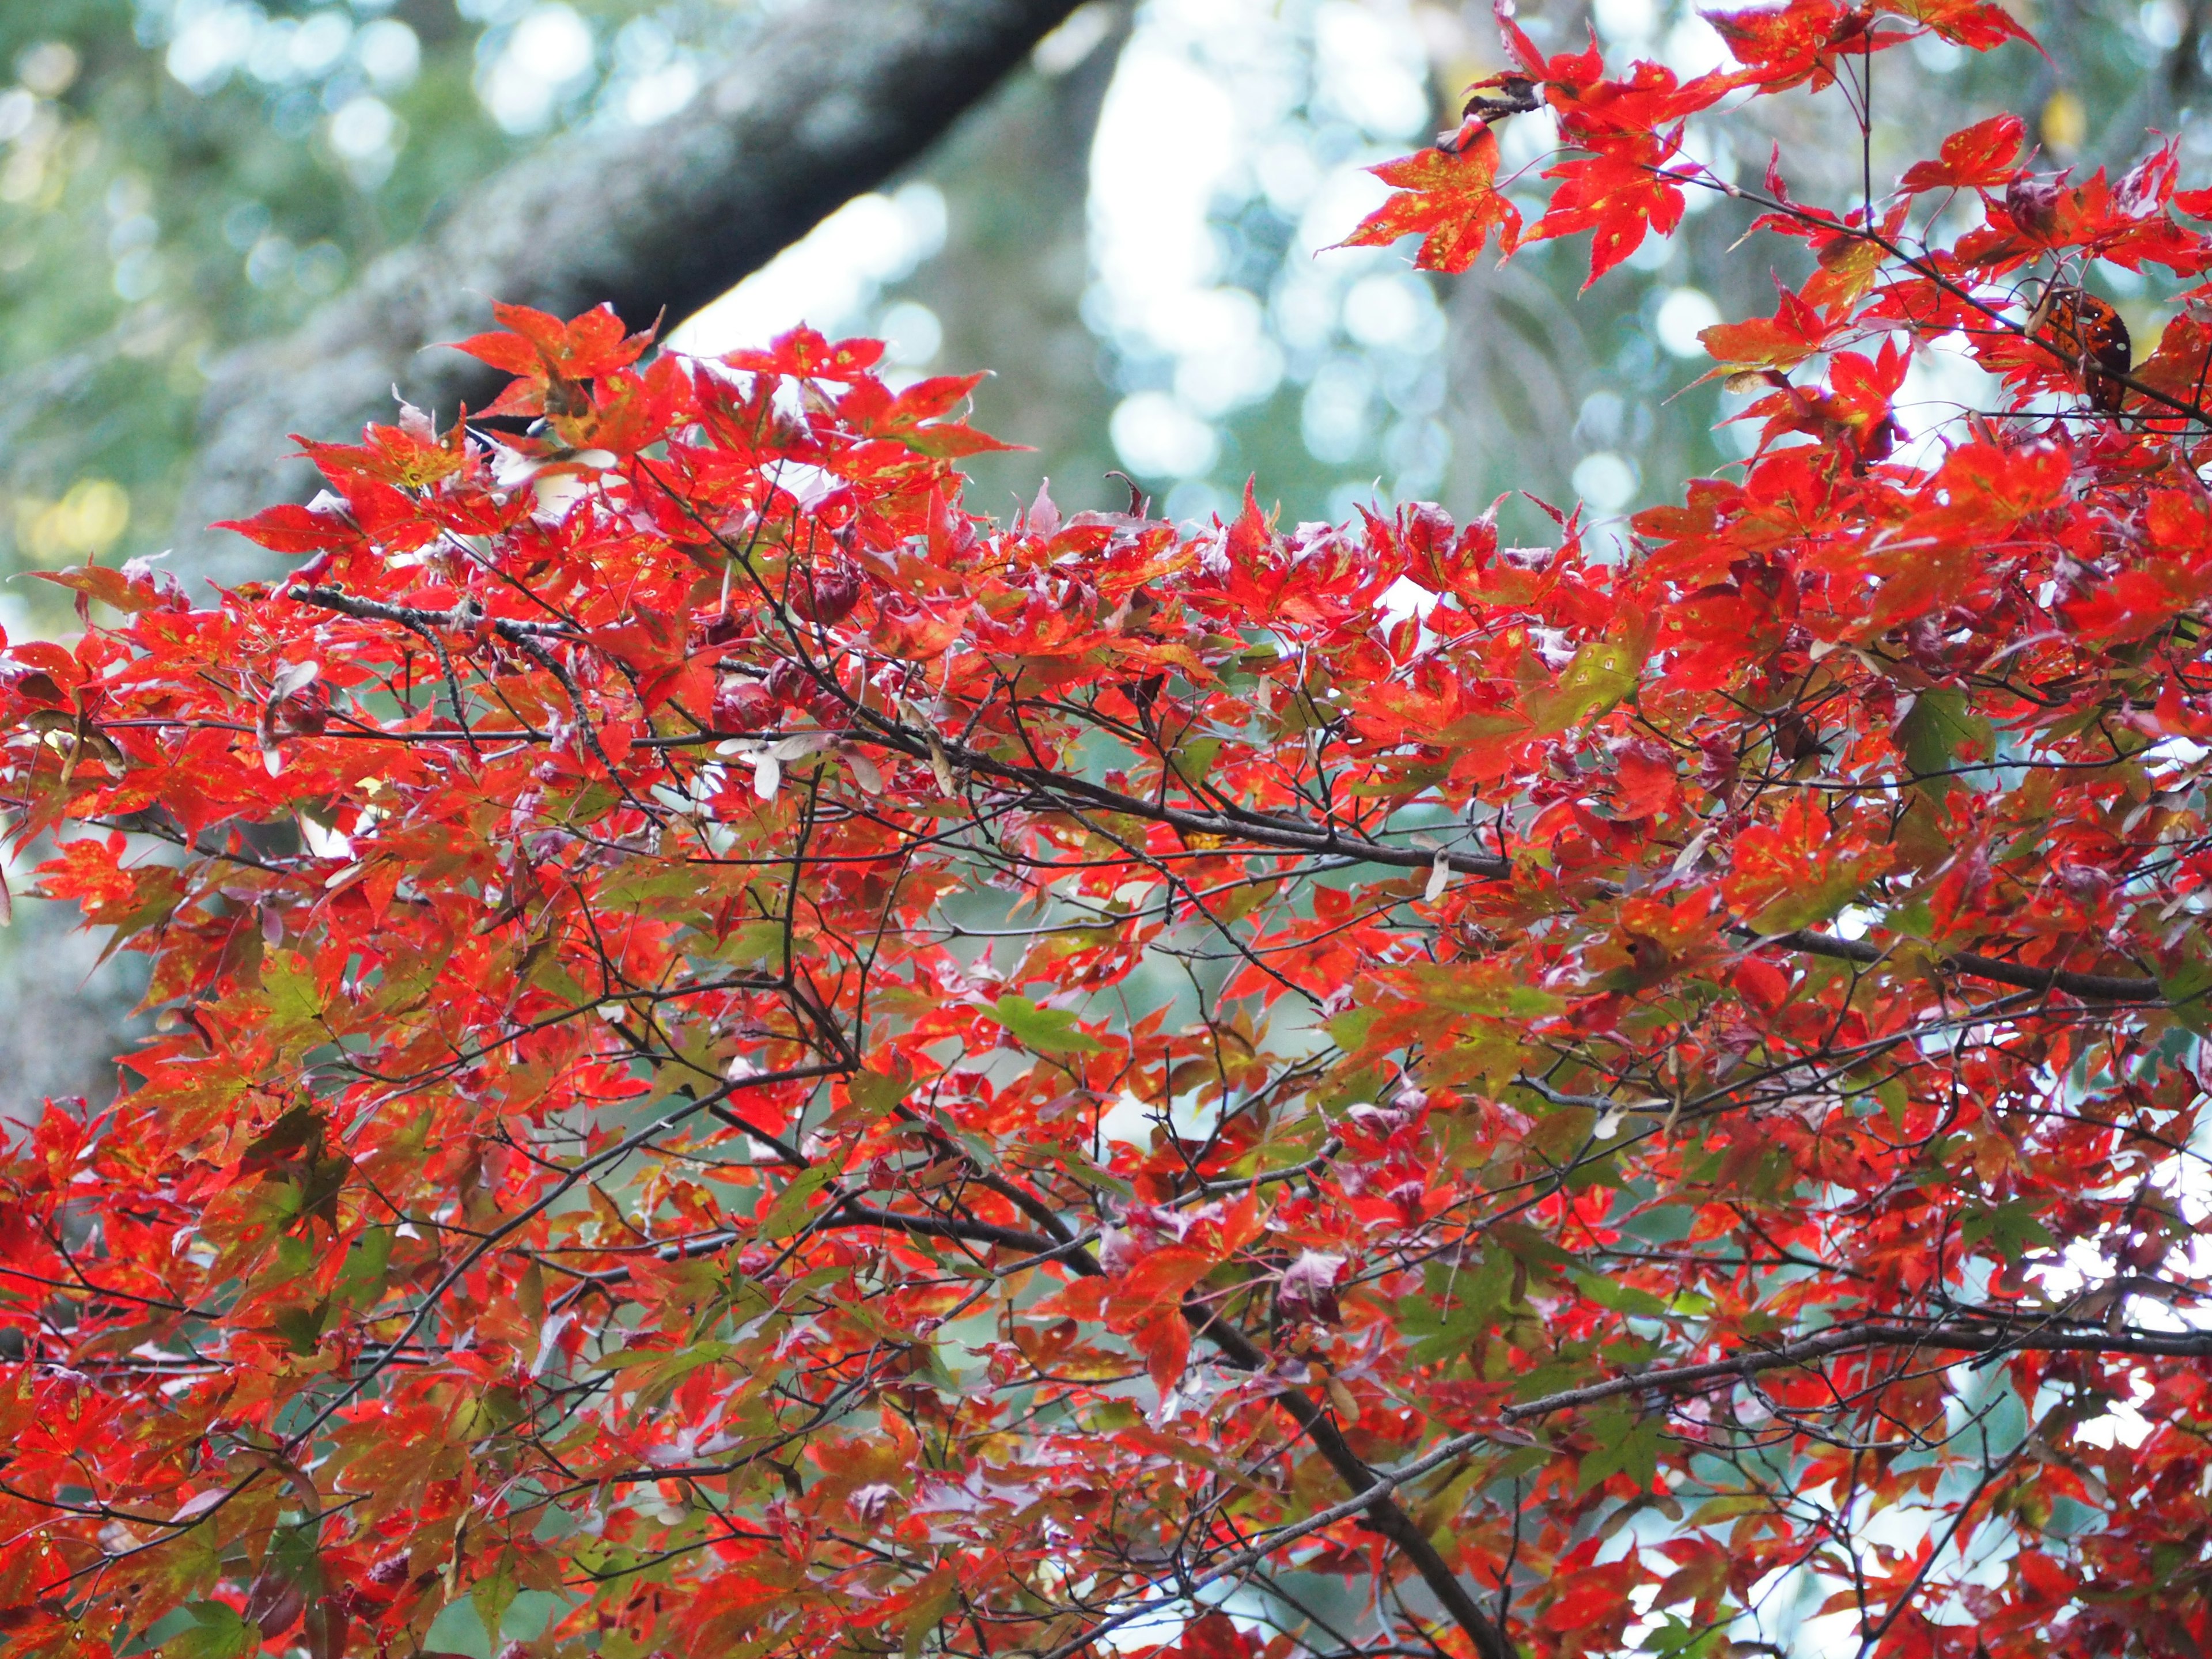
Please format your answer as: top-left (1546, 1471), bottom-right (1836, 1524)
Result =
top-left (176, 0), bottom-right (1093, 577)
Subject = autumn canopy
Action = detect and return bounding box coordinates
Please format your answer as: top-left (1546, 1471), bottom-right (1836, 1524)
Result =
top-left (5, 1), bottom-right (2212, 1655)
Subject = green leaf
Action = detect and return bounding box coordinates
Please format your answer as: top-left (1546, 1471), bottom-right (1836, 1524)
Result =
top-left (1391, 963), bottom-right (1563, 1021)
top-left (1167, 734), bottom-right (1222, 783)
top-left (1524, 640), bottom-right (1637, 735)
top-left (595, 1340), bottom-right (737, 1411)
top-left (1878, 1071), bottom-right (1910, 1128)
top-left (988, 994), bottom-right (1105, 1055)
top-left (1488, 1221), bottom-right (1577, 1272)
top-left (1325, 1006), bottom-right (1375, 1052)
top-left (335, 1225), bottom-right (393, 1308)
top-left (474, 1559), bottom-right (520, 1646)
top-left (169, 1601), bottom-right (259, 1659)
top-left (1887, 896), bottom-right (1935, 938)
top-left (1403, 1294), bottom-right (1493, 1365)
top-left (1413, 1461), bottom-right (1485, 1540)
top-left (557, 781), bottom-right (620, 825)
top-left (371, 939), bottom-right (453, 1012)
top-left (1744, 859), bottom-right (1878, 936)
top-left (1896, 687), bottom-right (1993, 789)
top-left (844, 1063), bottom-right (913, 1122)
top-left (2157, 950), bottom-right (2212, 1037)
top-left (270, 1297), bottom-right (331, 1356)
top-left (756, 1165), bottom-right (836, 1239)
top-left (1567, 1263), bottom-right (1670, 1317)
top-left (1641, 1612), bottom-right (1731, 1657)
top-left (708, 918), bottom-right (787, 971)
top-left (1961, 1198), bottom-right (2053, 1263)
top-left (86, 865), bottom-right (187, 965)
top-left (1577, 1408), bottom-right (1662, 1491)
top-left (902, 1576), bottom-right (963, 1657)
top-left (1050, 1144), bottom-right (1134, 1199)
top-left (1404, 1255), bottom-right (1513, 1363)
top-left (259, 948), bottom-right (329, 1057)
top-left (640, 1016), bottom-right (741, 1108)
top-left (127, 1524), bottom-right (224, 1608)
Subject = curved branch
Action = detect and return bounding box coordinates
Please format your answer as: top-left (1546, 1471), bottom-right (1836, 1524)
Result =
top-left (1499, 1315), bottom-right (2212, 1423)
top-left (846, 706), bottom-right (2169, 1006)
top-left (806, 1197), bottom-right (1519, 1659)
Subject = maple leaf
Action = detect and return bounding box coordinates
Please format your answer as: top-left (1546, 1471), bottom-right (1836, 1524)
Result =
top-left (837, 371), bottom-right (1022, 459)
top-left (211, 500), bottom-right (368, 558)
top-left (722, 325), bottom-right (886, 379)
top-left (452, 298), bottom-right (653, 384)
top-left (1336, 128), bottom-right (1523, 273)
top-left (1703, 0), bottom-right (1901, 91)
top-left (1697, 282), bottom-right (1836, 371)
top-left (1495, 0), bottom-right (1606, 92)
top-left (1876, 0), bottom-right (2036, 48)
top-left (1899, 112), bottom-right (2027, 192)
top-left (1531, 145), bottom-right (1689, 285)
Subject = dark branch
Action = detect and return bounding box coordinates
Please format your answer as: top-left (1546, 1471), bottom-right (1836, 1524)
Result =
top-left (179, 0), bottom-right (1099, 575)
top-left (817, 1196), bottom-right (1519, 1659)
top-left (843, 706), bottom-right (2169, 1006)
top-left (1499, 1316), bottom-right (2212, 1422)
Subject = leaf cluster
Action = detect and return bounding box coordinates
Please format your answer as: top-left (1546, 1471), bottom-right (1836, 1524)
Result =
top-left (10, 8), bottom-right (2212, 1652)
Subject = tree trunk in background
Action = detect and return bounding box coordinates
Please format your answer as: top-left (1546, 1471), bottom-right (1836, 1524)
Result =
top-left (900, 4), bottom-right (1131, 521)
top-left (174, 0), bottom-right (1092, 576)
top-left (5, 0), bottom-right (1113, 1123)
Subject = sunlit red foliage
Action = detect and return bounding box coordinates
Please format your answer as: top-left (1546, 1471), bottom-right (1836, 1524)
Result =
top-left (7, 4), bottom-right (2212, 1657)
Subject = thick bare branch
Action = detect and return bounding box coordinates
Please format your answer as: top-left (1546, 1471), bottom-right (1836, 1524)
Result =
top-left (178, 0), bottom-right (1098, 575)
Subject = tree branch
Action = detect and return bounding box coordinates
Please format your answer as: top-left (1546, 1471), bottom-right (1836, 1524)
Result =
top-left (179, 0), bottom-right (1097, 575)
top-left (1498, 1316), bottom-right (2212, 1423)
top-left (820, 1198), bottom-right (1519, 1659)
top-left (1190, 1306), bottom-right (1520, 1659)
top-left (839, 706), bottom-right (2170, 1006)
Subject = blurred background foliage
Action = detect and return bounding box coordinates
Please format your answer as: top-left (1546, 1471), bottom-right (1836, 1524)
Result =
top-left (0, 0), bottom-right (2200, 1108)
top-left (0, 0), bottom-right (767, 638)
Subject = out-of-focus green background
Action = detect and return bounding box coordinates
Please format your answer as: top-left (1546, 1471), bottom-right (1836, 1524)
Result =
top-left (0, 0), bottom-right (2192, 1101)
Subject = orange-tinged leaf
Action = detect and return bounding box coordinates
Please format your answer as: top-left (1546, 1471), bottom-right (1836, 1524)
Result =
top-left (1899, 113), bottom-right (2026, 191)
top-left (1336, 129), bottom-right (1522, 273)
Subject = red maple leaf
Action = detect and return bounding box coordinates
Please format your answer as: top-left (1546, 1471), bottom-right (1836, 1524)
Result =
top-left (1336, 127), bottom-right (1524, 272)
